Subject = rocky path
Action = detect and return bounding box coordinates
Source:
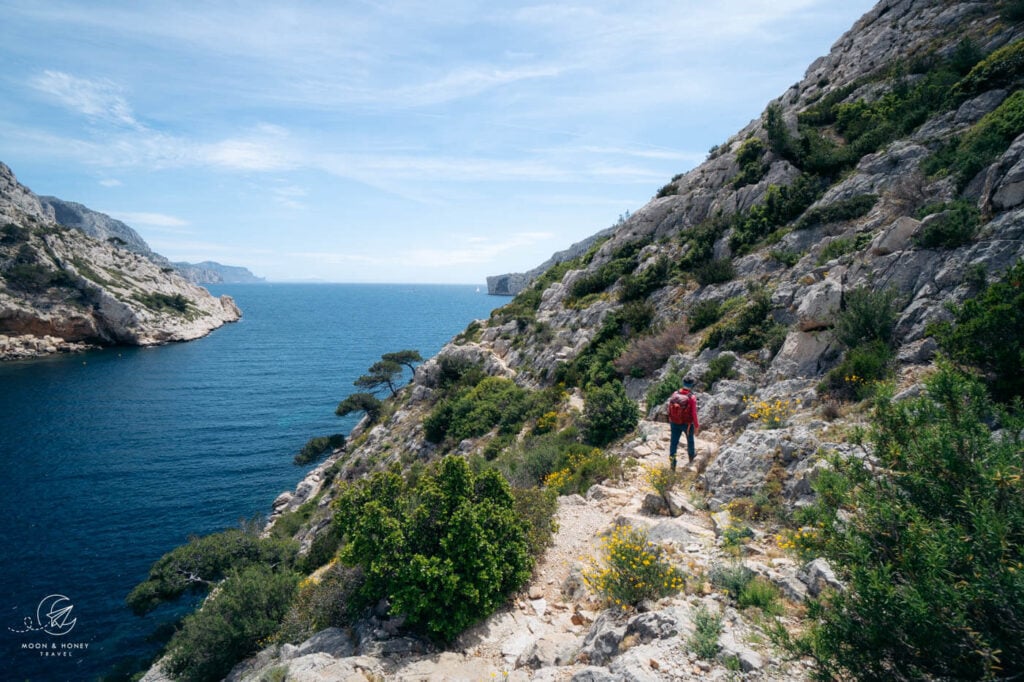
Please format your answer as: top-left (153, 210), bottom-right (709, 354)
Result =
top-left (231, 421), bottom-right (830, 682)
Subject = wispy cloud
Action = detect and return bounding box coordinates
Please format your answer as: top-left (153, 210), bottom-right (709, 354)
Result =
top-left (108, 211), bottom-right (190, 229)
top-left (29, 70), bottom-right (138, 127)
top-left (401, 231), bottom-right (556, 267)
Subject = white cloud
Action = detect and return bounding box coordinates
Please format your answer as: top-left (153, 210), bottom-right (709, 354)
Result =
top-left (401, 231), bottom-right (556, 267)
top-left (108, 211), bottom-right (190, 229)
top-left (99, 178), bottom-right (122, 187)
top-left (29, 70), bottom-right (138, 127)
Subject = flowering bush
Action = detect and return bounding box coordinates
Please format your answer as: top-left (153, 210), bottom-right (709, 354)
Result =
top-left (743, 395), bottom-right (796, 428)
top-left (543, 447), bottom-right (620, 495)
top-left (583, 524), bottom-right (684, 607)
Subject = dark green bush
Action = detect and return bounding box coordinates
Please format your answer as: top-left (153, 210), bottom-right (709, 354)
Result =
top-left (795, 194), bottom-right (878, 231)
top-left (619, 256), bottom-right (671, 302)
top-left (294, 434), bottom-right (345, 465)
top-left (923, 89), bottom-right (1024, 187)
top-left (580, 380), bottom-right (639, 446)
top-left (729, 174), bottom-right (826, 252)
top-left (703, 288), bottom-right (787, 355)
top-left (137, 292), bottom-right (191, 314)
top-left (820, 339), bottom-right (895, 401)
top-left (704, 353), bottom-right (738, 388)
top-left (678, 216), bottom-right (729, 272)
top-left (424, 376), bottom-right (531, 446)
top-left (834, 286), bottom-right (899, 349)
top-left (913, 199), bottom-right (980, 248)
top-left (686, 299), bottom-right (722, 333)
top-left (929, 259), bottom-right (1024, 401)
top-left (127, 529), bottom-right (298, 616)
top-left (0, 222), bottom-right (29, 245)
top-left (694, 257), bottom-right (735, 285)
top-left (512, 485), bottom-right (560, 556)
top-left (800, 365), bottom-right (1024, 680)
top-left (951, 38), bottom-right (1024, 100)
top-left (335, 456), bottom-right (533, 642)
top-left (731, 137), bottom-right (768, 189)
top-left (163, 565), bottom-right (299, 682)
top-left (490, 427), bottom-right (589, 488)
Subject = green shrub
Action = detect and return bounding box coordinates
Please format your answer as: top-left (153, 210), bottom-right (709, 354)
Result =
top-left (704, 353), bottom-right (737, 388)
top-left (335, 457), bottom-right (533, 642)
top-left (913, 199), bottom-right (980, 249)
top-left (424, 376), bottom-right (531, 446)
top-left (512, 485), bottom-right (559, 556)
top-left (795, 194), bottom-right (878, 231)
top-left (583, 524), bottom-right (684, 607)
top-left (952, 38), bottom-right (1024, 100)
top-left (731, 137), bottom-right (768, 189)
top-left (689, 605), bottom-right (723, 660)
top-left (694, 257), bottom-right (735, 285)
top-left (127, 528), bottom-right (298, 616)
top-left (816, 231), bottom-right (872, 265)
top-left (619, 256), bottom-right (671, 302)
top-left (770, 248), bottom-right (803, 267)
top-left (802, 365), bottom-right (1024, 680)
top-left (136, 292), bottom-right (192, 314)
top-left (929, 259), bottom-right (1024, 401)
top-left (729, 174), bottom-right (826, 252)
top-left (703, 288), bottom-right (787, 355)
top-left (834, 286), bottom-right (899, 349)
top-left (0, 222), bottom-right (29, 245)
top-left (820, 340), bottom-right (895, 401)
top-left (543, 446), bottom-right (622, 495)
top-left (678, 216), bottom-right (729, 272)
top-left (580, 380), bottom-right (639, 446)
top-left (162, 565), bottom-right (299, 682)
top-left (923, 89), bottom-right (1024, 187)
top-left (709, 562), bottom-right (756, 601)
top-left (293, 434), bottom-right (345, 465)
top-left (688, 299), bottom-right (723, 333)
top-left (277, 563), bottom-right (363, 645)
top-left (738, 576), bottom-right (783, 615)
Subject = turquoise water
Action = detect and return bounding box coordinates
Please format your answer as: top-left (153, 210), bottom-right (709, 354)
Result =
top-left (0, 283), bottom-right (500, 681)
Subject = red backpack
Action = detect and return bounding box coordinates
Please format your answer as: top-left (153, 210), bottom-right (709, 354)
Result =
top-left (667, 391), bottom-right (694, 425)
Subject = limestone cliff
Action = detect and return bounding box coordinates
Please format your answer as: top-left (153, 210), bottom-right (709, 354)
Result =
top-left (173, 260), bottom-right (265, 284)
top-left (0, 162), bottom-right (240, 359)
top-left (487, 226), bottom-right (614, 296)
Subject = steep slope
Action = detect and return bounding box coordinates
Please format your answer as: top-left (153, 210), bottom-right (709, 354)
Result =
top-left (0, 163), bottom-right (240, 359)
top-left (138, 2), bottom-right (1024, 681)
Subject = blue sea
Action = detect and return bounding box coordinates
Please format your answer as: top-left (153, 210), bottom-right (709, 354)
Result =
top-left (0, 283), bottom-right (500, 681)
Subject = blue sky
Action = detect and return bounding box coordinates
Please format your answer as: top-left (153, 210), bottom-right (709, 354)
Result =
top-left (0, 0), bottom-right (876, 284)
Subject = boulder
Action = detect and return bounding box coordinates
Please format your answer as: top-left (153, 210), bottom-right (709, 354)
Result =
top-left (869, 216), bottom-right (921, 256)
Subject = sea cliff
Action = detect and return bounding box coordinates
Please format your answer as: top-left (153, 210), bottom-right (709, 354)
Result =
top-left (0, 162), bottom-right (241, 359)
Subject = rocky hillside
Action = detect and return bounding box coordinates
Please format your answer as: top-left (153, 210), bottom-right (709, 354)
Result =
top-left (0, 163), bottom-right (240, 359)
top-left (137, 1), bottom-right (1024, 680)
top-left (173, 260), bottom-right (265, 284)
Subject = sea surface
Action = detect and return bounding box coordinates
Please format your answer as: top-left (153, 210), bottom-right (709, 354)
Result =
top-left (0, 283), bottom-right (500, 681)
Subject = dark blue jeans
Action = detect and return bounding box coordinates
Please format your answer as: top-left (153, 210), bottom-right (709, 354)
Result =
top-left (669, 423), bottom-right (695, 470)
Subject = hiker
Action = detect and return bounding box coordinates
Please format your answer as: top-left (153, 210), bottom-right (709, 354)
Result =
top-left (666, 376), bottom-right (699, 471)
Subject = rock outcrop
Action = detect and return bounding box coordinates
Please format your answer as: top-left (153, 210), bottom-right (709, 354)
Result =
top-left (172, 261), bottom-right (265, 284)
top-left (0, 162), bottom-right (240, 358)
top-left (487, 226), bottom-right (615, 296)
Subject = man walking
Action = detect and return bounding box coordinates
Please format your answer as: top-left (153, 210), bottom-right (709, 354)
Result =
top-left (666, 376), bottom-right (699, 471)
